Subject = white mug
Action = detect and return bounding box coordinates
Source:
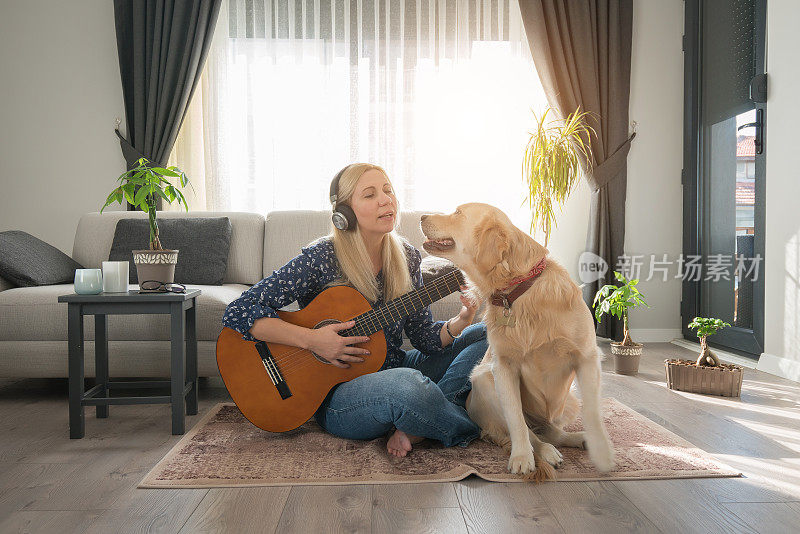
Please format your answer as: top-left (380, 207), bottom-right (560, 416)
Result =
top-left (102, 261), bottom-right (129, 293)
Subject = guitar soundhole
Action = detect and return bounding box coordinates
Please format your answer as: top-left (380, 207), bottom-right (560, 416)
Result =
top-left (310, 319), bottom-right (342, 364)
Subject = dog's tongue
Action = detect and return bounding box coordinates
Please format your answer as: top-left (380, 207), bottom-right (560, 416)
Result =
top-left (424, 238), bottom-right (454, 250)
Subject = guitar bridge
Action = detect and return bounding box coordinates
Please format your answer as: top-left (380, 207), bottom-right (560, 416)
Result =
top-left (255, 342), bottom-right (292, 400)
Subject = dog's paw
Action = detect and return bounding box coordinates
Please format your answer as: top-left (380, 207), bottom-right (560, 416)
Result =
top-left (508, 448), bottom-right (536, 474)
top-left (536, 442), bottom-right (563, 469)
top-left (589, 439), bottom-right (616, 473)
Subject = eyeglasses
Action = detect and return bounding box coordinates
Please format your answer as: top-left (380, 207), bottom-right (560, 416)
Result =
top-left (140, 280), bottom-right (186, 293)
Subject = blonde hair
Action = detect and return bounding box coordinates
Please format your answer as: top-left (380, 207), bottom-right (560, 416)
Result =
top-left (328, 163), bottom-right (413, 304)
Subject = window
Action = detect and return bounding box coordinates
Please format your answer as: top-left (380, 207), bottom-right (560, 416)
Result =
top-left (170, 0), bottom-right (548, 231)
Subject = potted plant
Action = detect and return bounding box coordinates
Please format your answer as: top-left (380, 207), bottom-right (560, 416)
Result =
top-left (665, 317), bottom-right (743, 397)
top-left (101, 157), bottom-right (190, 287)
top-left (523, 106), bottom-right (594, 247)
top-left (592, 271), bottom-right (649, 375)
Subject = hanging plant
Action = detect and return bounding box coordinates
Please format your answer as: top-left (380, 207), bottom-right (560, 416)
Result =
top-left (523, 107), bottom-right (595, 246)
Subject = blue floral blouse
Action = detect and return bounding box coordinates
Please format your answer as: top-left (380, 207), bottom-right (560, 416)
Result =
top-left (222, 237), bottom-right (446, 370)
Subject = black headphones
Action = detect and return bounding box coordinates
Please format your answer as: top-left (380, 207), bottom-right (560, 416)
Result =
top-left (330, 164), bottom-right (357, 231)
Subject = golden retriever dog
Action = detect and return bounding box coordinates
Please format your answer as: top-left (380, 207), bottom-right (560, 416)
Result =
top-left (420, 203), bottom-right (615, 478)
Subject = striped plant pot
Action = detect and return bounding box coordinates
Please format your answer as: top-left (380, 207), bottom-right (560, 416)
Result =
top-left (610, 342), bottom-right (643, 375)
top-left (664, 359), bottom-right (743, 397)
top-left (133, 249), bottom-right (179, 289)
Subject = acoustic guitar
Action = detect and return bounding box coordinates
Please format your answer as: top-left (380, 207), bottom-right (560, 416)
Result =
top-left (216, 269), bottom-right (464, 432)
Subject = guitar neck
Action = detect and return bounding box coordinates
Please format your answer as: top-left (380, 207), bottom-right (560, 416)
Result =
top-left (341, 270), bottom-right (463, 337)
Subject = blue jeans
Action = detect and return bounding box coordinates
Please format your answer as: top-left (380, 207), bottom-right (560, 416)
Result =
top-left (314, 323), bottom-right (488, 447)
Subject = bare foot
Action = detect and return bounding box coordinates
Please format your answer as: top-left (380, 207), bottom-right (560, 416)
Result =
top-left (387, 429), bottom-right (423, 458)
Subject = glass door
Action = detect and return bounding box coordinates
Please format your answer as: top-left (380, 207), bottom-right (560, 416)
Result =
top-left (683, 0), bottom-right (766, 357)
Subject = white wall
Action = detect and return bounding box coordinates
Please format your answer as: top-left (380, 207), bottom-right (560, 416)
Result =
top-left (622, 0), bottom-right (685, 341)
top-left (0, 0), bottom-right (126, 255)
top-left (759, 0), bottom-right (800, 381)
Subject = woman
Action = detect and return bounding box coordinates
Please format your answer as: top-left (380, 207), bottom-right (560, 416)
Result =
top-left (222, 163), bottom-right (488, 458)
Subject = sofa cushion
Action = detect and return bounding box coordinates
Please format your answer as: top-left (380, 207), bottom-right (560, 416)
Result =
top-left (0, 276), bottom-right (13, 292)
top-left (72, 212), bottom-right (265, 286)
top-left (109, 217), bottom-right (232, 285)
top-left (0, 231), bottom-right (84, 287)
top-left (262, 211), bottom-right (333, 278)
top-left (0, 283), bottom-right (249, 342)
top-left (420, 255), bottom-right (461, 287)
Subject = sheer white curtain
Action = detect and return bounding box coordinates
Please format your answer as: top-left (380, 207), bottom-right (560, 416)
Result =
top-left (169, 0), bottom-right (547, 231)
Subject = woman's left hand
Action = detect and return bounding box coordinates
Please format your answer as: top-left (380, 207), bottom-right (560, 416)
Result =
top-left (442, 285), bottom-right (478, 344)
top-left (457, 285), bottom-right (478, 324)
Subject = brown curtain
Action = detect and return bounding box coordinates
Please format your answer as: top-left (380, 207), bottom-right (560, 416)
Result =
top-left (518, 0), bottom-right (634, 340)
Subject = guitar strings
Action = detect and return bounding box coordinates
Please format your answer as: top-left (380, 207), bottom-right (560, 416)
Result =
top-left (257, 274), bottom-right (462, 377)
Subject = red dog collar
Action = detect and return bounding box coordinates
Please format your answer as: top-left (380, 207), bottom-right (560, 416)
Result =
top-left (490, 257), bottom-right (547, 308)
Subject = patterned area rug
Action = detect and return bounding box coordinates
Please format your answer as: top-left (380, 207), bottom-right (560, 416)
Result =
top-left (140, 399), bottom-right (740, 488)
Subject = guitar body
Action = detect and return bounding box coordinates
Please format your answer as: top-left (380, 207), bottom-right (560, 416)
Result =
top-left (216, 285), bottom-right (386, 432)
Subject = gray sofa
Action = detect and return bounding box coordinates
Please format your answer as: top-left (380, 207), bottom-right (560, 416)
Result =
top-left (0, 210), bottom-right (463, 378)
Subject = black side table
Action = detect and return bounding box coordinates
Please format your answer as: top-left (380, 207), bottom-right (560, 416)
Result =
top-left (57, 289), bottom-right (201, 438)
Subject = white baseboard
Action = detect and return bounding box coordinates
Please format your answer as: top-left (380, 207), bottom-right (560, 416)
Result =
top-left (626, 328), bottom-right (684, 343)
top-left (756, 352), bottom-right (800, 382)
top-left (669, 338), bottom-right (758, 369)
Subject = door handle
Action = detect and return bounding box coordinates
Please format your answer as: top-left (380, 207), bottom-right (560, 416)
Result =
top-left (737, 108), bottom-right (763, 155)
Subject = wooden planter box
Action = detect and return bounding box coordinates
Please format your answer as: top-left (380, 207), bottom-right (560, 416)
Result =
top-left (664, 359), bottom-right (743, 397)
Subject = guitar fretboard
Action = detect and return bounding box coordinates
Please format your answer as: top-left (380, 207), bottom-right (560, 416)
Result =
top-left (340, 270), bottom-right (464, 337)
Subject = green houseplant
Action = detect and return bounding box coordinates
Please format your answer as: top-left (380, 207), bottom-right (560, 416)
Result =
top-left (523, 106), bottom-right (595, 247)
top-left (101, 157), bottom-right (190, 287)
top-left (665, 317), bottom-right (742, 397)
top-left (688, 317), bottom-right (731, 367)
top-left (592, 270), bottom-right (649, 375)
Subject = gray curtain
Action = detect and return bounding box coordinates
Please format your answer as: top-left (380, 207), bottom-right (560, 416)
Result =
top-left (518, 0), bottom-right (634, 340)
top-left (113, 0), bottom-right (222, 171)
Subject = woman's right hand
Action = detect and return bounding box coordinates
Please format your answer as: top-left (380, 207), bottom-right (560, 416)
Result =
top-left (308, 320), bottom-right (371, 368)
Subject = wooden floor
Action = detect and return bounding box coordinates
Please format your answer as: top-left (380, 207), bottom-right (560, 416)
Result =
top-left (1, 342), bottom-right (799, 534)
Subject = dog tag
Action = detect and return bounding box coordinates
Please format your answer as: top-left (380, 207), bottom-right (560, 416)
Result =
top-left (498, 308), bottom-right (516, 327)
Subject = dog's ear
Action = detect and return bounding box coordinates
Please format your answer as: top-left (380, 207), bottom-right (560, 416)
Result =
top-left (474, 218), bottom-right (510, 277)
top-left (506, 227), bottom-right (542, 273)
